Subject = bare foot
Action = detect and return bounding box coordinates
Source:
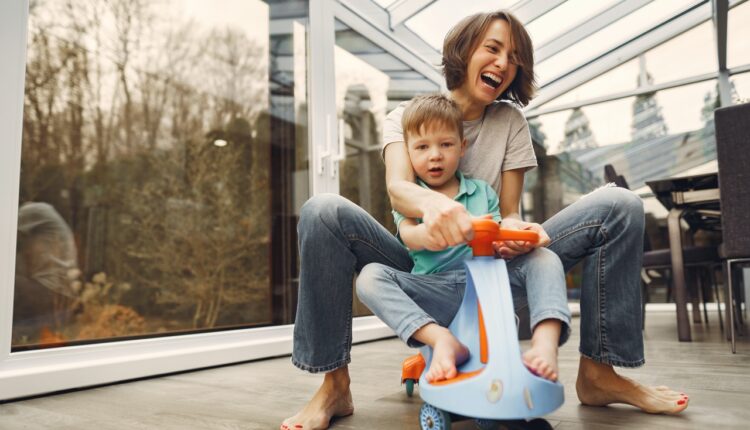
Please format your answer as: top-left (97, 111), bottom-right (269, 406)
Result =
top-left (523, 342), bottom-right (558, 381)
top-left (422, 327), bottom-right (470, 383)
top-left (280, 367), bottom-right (354, 430)
top-left (576, 356), bottom-right (689, 414)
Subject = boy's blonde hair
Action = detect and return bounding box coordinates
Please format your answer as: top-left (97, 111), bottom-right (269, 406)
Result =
top-left (402, 94), bottom-right (463, 144)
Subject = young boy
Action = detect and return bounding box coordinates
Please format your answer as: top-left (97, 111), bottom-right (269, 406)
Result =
top-left (356, 94), bottom-right (571, 382)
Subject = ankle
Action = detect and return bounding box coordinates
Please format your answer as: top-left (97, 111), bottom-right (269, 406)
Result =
top-left (324, 366), bottom-right (351, 390)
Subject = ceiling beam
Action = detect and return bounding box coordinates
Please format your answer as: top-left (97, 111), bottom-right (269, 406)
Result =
top-left (712, 0), bottom-right (732, 106)
top-left (535, 0), bottom-right (653, 63)
top-left (387, 0), bottom-right (438, 29)
top-left (510, 0), bottom-right (567, 24)
top-left (528, 0), bottom-right (712, 110)
top-left (335, 0), bottom-right (443, 86)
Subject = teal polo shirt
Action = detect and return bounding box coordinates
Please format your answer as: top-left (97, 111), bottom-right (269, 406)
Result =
top-left (393, 171), bottom-right (502, 275)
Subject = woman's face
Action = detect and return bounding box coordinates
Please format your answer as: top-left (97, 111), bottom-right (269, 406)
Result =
top-left (459, 19), bottom-right (518, 107)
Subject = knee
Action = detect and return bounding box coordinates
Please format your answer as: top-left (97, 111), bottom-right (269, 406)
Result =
top-left (609, 187), bottom-right (644, 230)
top-left (298, 193), bottom-right (354, 231)
top-left (527, 247), bottom-right (563, 273)
top-left (355, 263), bottom-right (389, 305)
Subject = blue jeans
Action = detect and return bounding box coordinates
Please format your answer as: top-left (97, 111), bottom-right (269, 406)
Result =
top-left (292, 187), bottom-right (644, 373)
top-left (355, 247), bottom-right (571, 348)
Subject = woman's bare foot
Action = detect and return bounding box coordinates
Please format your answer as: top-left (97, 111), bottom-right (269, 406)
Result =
top-left (280, 366), bottom-right (354, 430)
top-left (576, 356), bottom-right (689, 414)
top-left (412, 323), bottom-right (470, 383)
top-left (522, 342), bottom-right (558, 381)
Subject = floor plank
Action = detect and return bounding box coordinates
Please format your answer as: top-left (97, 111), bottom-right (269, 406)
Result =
top-left (1, 312), bottom-right (748, 429)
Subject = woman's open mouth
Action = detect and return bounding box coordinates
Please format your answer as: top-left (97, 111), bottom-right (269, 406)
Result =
top-left (481, 72), bottom-right (502, 90)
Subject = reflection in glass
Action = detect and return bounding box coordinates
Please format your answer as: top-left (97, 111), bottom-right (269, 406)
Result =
top-left (334, 21), bottom-right (438, 317)
top-left (14, 0), bottom-right (309, 349)
top-left (531, 80), bottom-right (719, 192)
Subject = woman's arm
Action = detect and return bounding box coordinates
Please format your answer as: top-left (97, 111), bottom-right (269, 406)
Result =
top-left (384, 141), bottom-right (474, 249)
top-left (494, 168), bottom-right (550, 258)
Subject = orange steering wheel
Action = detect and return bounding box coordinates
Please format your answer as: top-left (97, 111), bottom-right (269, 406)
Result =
top-left (468, 218), bottom-right (539, 256)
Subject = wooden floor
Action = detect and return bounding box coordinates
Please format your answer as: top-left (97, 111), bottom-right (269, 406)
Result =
top-left (1, 311), bottom-right (749, 429)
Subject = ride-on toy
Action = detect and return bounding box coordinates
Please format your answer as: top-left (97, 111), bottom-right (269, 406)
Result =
top-left (401, 219), bottom-right (564, 429)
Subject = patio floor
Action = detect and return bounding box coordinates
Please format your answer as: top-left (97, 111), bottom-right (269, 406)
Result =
top-left (1, 311), bottom-right (749, 429)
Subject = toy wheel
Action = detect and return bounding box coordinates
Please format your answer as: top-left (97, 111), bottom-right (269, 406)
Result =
top-left (405, 379), bottom-right (415, 397)
top-left (474, 418), bottom-right (500, 430)
top-left (419, 403), bottom-right (451, 430)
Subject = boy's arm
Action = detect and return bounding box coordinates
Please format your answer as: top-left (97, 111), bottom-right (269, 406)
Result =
top-left (397, 218), bottom-right (429, 251)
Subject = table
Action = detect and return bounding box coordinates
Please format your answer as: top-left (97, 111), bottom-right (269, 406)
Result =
top-left (646, 172), bottom-right (721, 342)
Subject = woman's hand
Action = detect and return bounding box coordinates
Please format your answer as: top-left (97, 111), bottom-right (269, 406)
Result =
top-left (420, 197), bottom-right (474, 251)
top-left (493, 217), bottom-right (550, 259)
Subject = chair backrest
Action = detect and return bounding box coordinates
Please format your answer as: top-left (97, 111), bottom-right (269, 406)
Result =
top-left (714, 102), bottom-right (750, 258)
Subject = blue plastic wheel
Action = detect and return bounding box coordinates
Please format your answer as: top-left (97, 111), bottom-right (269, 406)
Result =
top-left (405, 379), bottom-right (415, 397)
top-left (419, 403), bottom-right (452, 430)
top-left (474, 418), bottom-right (500, 430)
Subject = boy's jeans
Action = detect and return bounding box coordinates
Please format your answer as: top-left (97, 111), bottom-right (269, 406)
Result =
top-left (355, 246), bottom-right (571, 349)
top-left (292, 187), bottom-right (644, 373)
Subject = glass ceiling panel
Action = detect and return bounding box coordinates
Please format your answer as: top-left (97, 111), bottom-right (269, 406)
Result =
top-left (642, 19), bottom-right (715, 84)
top-left (404, 0), bottom-right (517, 49)
top-left (524, 0), bottom-right (619, 48)
top-left (731, 72), bottom-right (750, 103)
top-left (728, 0), bottom-right (750, 68)
top-left (535, 0), bottom-right (695, 85)
top-left (537, 58), bottom-right (640, 110)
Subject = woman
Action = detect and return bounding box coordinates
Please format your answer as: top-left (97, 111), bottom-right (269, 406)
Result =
top-left (281, 10), bottom-right (687, 430)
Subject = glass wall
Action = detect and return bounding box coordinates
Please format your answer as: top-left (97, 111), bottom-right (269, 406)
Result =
top-left (333, 20), bottom-right (438, 316)
top-left (13, 0), bottom-right (309, 350)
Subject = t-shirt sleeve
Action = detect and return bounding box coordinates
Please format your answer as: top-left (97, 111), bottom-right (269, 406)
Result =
top-left (502, 107), bottom-right (537, 172)
top-left (392, 209), bottom-right (406, 235)
top-left (381, 102), bottom-right (409, 159)
top-left (486, 184), bottom-right (502, 223)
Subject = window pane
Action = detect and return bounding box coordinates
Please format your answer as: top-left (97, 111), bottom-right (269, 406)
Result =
top-left (531, 80), bottom-right (718, 191)
top-left (525, 0), bottom-right (619, 48)
top-left (14, 0), bottom-right (309, 349)
top-left (728, 0), bottom-right (750, 69)
top-left (535, 0), bottom-right (695, 84)
top-left (334, 21), bottom-right (439, 317)
top-left (642, 20), bottom-right (716, 85)
top-left (731, 71), bottom-right (750, 103)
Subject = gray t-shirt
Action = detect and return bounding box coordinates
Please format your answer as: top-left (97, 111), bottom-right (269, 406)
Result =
top-left (382, 100), bottom-right (537, 195)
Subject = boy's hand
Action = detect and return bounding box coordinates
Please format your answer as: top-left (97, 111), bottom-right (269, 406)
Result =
top-left (421, 197), bottom-right (474, 250)
top-left (493, 218), bottom-right (550, 259)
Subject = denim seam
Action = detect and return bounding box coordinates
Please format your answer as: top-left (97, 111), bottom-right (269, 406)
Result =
top-left (292, 356), bottom-right (351, 373)
top-left (547, 220), bottom-right (603, 248)
top-left (402, 316), bottom-right (436, 346)
top-left (529, 310), bottom-right (573, 346)
top-left (348, 235), bottom-right (412, 272)
top-left (597, 223), bottom-right (611, 359)
top-left (579, 349), bottom-right (645, 369)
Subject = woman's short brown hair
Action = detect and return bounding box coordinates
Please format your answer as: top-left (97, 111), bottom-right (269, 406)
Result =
top-left (442, 10), bottom-right (536, 107)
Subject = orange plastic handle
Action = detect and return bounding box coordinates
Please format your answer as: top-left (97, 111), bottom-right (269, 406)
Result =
top-left (468, 218), bottom-right (539, 256)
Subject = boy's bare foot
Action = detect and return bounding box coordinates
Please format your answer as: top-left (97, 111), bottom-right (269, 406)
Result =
top-left (426, 331), bottom-right (470, 382)
top-left (576, 356), bottom-right (689, 414)
top-left (522, 342), bottom-right (558, 381)
top-left (413, 324), bottom-right (470, 383)
top-left (280, 367), bottom-right (354, 430)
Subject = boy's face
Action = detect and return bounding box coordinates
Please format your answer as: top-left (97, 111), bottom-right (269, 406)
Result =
top-left (406, 122), bottom-right (466, 188)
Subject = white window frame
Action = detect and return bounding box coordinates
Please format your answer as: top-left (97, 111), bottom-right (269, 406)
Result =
top-left (0, 0), bottom-right (393, 402)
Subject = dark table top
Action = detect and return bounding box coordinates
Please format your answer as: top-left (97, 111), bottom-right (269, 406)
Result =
top-left (646, 172), bottom-right (721, 231)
